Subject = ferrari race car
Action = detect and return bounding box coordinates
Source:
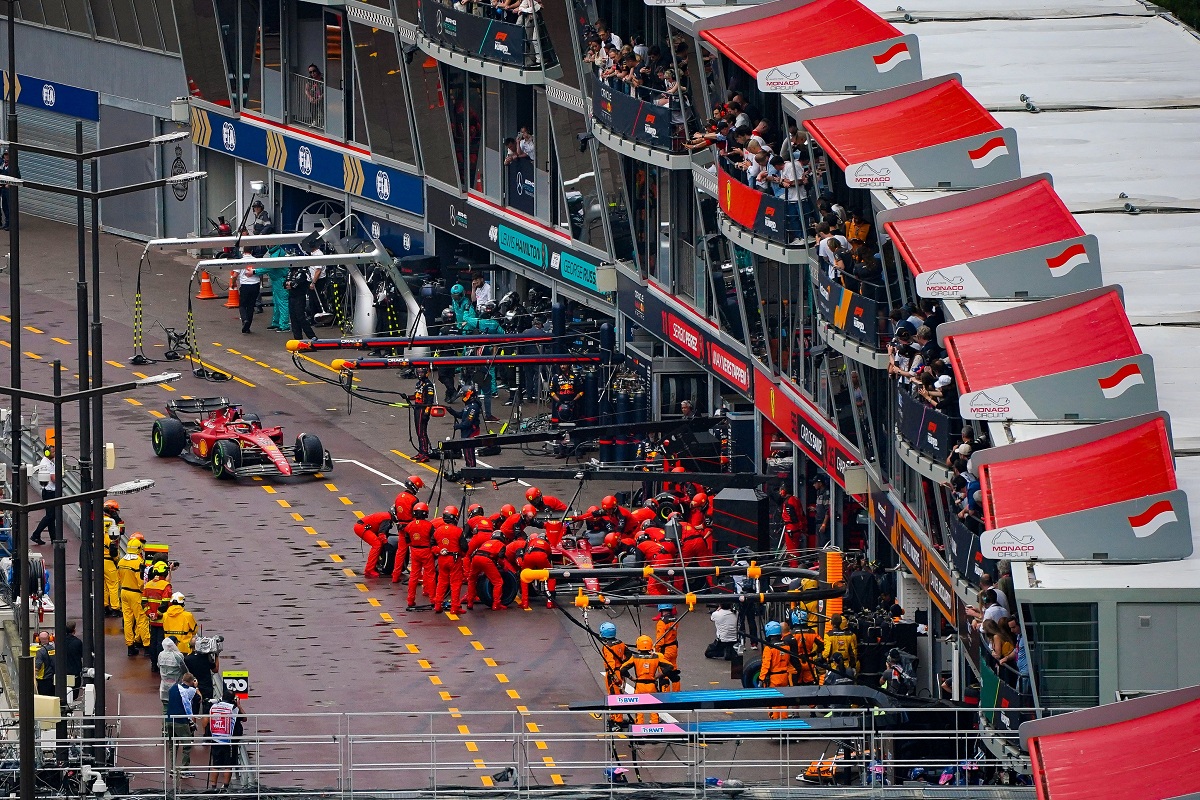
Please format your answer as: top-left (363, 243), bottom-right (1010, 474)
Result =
top-left (150, 398), bottom-right (333, 479)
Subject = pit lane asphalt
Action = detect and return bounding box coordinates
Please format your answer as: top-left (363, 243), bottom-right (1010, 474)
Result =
top-left (0, 217), bottom-right (751, 789)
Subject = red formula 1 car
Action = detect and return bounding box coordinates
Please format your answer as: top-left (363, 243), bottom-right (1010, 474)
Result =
top-left (150, 397), bottom-right (333, 480)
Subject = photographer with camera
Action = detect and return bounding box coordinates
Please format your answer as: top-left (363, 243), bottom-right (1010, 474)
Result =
top-left (185, 635), bottom-right (224, 708)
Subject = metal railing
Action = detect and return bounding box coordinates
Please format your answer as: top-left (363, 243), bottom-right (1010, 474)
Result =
top-left (289, 73), bottom-right (327, 131)
top-left (1, 707), bottom-right (1039, 797)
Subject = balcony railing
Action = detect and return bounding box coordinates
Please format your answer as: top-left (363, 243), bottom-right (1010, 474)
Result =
top-left (591, 74), bottom-right (689, 155)
top-left (289, 72), bottom-right (326, 131)
top-left (418, 0), bottom-right (557, 70)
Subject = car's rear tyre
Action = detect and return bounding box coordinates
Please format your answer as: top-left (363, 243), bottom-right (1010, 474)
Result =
top-left (151, 418), bottom-right (187, 458)
top-left (294, 433), bottom-right (324, 467)
top-left (211, 440), bottom-right (242, 480)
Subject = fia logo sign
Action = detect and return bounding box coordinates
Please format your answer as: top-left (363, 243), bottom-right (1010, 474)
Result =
top-left (370, 221), bottom-right (381, 239)
top-left (41, 83), bottom-right (56, 107)
top-left (221, 121), bottom-right (237, 152)
top-left (375, 169), bottom-right (391, 201)
top-left (402, 232), bottom-right (412, 251)
top-left (298, 146), bottom-right (313, 176)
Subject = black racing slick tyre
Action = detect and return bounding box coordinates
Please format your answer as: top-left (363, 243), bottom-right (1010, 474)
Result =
top-left (742, 658), bottom-right (764, 688)
top-left (211, 440), bottom-right (242, 480)
top-left (295, 433), bottom-right (324, 466)
top-left (475, 570), bottom-right (519, 607)
top-left (151, 418), bottom-right (187, 458)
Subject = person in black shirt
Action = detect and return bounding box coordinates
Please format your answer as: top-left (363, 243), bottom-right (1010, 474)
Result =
top-left (62, 620), bottom-right (85, 698)
top-left (285, 265), bottom-right (317, 340)
top-left (449, 386), bottom-right (484, 467)
top-left (411, 367), bottom-right (436, 462)
top-left (549, 363), bottom-right (582, 423)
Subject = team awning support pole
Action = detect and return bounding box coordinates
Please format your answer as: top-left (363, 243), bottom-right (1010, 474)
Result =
top-left (286, 334), bottom-right (557, 352)
top-left (533, 583), bottom-right (848, 611)
top-left (330, 354), bottom-right (604, 370)
top-left (528, 565), bottom-right (820, 581)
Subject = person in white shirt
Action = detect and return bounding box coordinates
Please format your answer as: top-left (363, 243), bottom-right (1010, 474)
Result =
top-left (516, 0), bottom-right (542, 65)
top-left (595, 20), bottom-right (621, 50)
top-left (816, 226), bottom-right (850, 267)
top-left (236, 263), bottom-right (262, 334)
top-left (471, 273), bottom-right (493, 309)
top-left (30, 446), bottom-right (56, 544)
top-left (707, 602), bottom-right (739, 660)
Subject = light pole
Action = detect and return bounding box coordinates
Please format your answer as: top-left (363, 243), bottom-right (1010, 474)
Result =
top-left (0, 104), bottom-right (201, 797)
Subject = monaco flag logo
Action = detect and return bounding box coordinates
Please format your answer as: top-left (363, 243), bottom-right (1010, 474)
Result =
top-left (1128, 500), bottom-right (1177, 538)
top-left (1097, 363), bottom-right (1144, 398)
top-left (968, 136), bottom-right (1009, 168)
top-left (872, 42), bottom-right (911, 73)
top-left (1046, 243), bottom-right (1089, 277)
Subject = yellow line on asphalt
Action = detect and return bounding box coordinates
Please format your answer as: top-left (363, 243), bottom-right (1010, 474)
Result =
top-left (551, 774), bottom-right (564, 785)
top-left (241, 355), bottom-right (255, 361)
top-left (324, 483), bottom-right (338, 491)
top-left (226, 348), bottom-right (241, 355)
top-left (418, 659), bottom-right (431, 669)
top-left (449, 707), bottom-right (461, 717)
top-left (255, 361), bottom-right (270, 368)
top-left (125, 398), bottom-right (142, 406)
top-left (262, 486), bottom-right (277, 494)
top-left (389, 622), bottom-right (402, 632)
top-left (51, 337), bottom-right (69, 345)
top-left (368, 598), bottom-right (381, 607)
top-left (458, 626), bottom-right (472, 636)
top-left (471, 641), bottom-right (485, 651)
top-left (406, 643), bottom-right (419, 653)
top-left (516, 705), bottom-right (528, 713)
top-left (507, 690), bottom-right (520, 700)
top-left (24, 326), bottom-right (43, 334)
top-left (276, 499), bottom-right (291, 508)
top-left (445, 613), bottom-right (459, 621)
top-left (149, 410), bottom-right (166, 418)
top-left (24, 351), bottom-right (41, 360)
top-left (536, 741), bottom-right (548, 750)
top-left (0, 341), bottom-right (9, 348)
top-left (339, 496), bottom-right (353, 505)
top-left (304, 527), bottom-right (318, 535)
top-left (391, 449), bottom-right (439, 473)
top-left (355, 583), bottom-right (368, 592)
top-left (480, 776), bottom-right (493, 786)
top-left (542, 757), bottom-right (555, 766)
top-left (496, 674), bottom-right (510, 684)
top-left (353, 510), bottom-right (364, 519)
top-left (473, 756), bottom-right (485, 766)
top-left (439, 691), bottom-right (452, 701)
top-left (526, 723), bottom-right (540, 733)
top-left (0, 315), bottom-right (8, 321)
top-left (291, 513), bottom-right (304, 522)
top-left (429, 676), bottom-right (443, 685)
top-left (193, 356), bottom-right (255, 387)
top-left (483, 658), bottom-right (497, 667)
top-left (316, 541), bottom-right (329, 548)
top-left (330, 554), bottom-right (342, 562)
top-left (271, 368), bottom-right (284, 374)
top-left (457, 724), bottom-right (470, 735)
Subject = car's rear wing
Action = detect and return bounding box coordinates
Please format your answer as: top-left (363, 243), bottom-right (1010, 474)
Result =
top-left (167, 397), bottom-right (234, 415)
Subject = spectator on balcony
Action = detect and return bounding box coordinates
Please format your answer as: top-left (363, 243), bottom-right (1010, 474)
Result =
top-left (844, 210), bottom-right (870, 244)
top-left (516, 0), bottom-right (544, 67)
top-left (726, 101), bottom-right (751, 130)
top-left (305, 65), bottom-right (324, 127)
top-left (583, 40), bottom-right (604, 75)
top-left (761, 155), bottom-right (787, 199)
top-left (915, 325), bottom-right (941, 366)
top-left (982, 618), bottom-right (1015, 660)
top-left (996, 561), bottom-right (1015, 611)
top-left (999, 616), bottom-right (1031, 697)
top-left (503, 135), bottom-right (531, 166)
top-left (816, 223), bottom-right (850, 272)
top-left (780, 153), bottom-right (812, 242)
top-left (595, 19), bottom-right (622, 50)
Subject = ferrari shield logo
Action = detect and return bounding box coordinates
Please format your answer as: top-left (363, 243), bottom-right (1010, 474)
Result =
top-left (198, 439), bottom-right (208, 457)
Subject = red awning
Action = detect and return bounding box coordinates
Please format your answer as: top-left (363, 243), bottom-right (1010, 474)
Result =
top-left (1029, 695), bottom-right (1200, 800)
top-left (945, 290), bottom-right (1141, 391)
top-left (804, 79), bottom-right (1000, 168)
top-left (699, 0), bottom-right (901, 79)
top-left (884, 179), bottom-right (1083, 274)
top-left (980, 416), bottom-right (1176, 528)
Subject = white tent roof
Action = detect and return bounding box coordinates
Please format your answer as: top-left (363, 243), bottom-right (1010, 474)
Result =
top-left (913, 16), bottom-right (1200, 109)
top-left (862, 0), bottom-right (1151, 20)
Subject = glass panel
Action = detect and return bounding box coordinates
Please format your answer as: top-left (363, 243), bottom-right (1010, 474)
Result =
top-left (593, 140), bottom-right (634, 263)
top-left (132, 0), bottom-right (163, 49)
top-left (394, 0), bottom-right (415, 24)
top-left (324, 10), bottom-right (343, 90)
top-left (547, 102), bottom-right (604, 250)
top-left (90, 0), bottom-right (117, 37)
top-left (40, 0), bottom-right (69, 30)
top-left (444, 67), bottom-right (482, 192)
top-left (352, 65), bottom-right (368, 148)
top-left (404, 53), bottom-right (459, 187)
top-left (19, 0), bottom-right (48, 25)
top-left (110, 0), bottom-right (142, 44)
top-left (482, 76), bottom-right (501, 200)
top-left (63, 0), bottom-right (91, 32)
top-left (257, 0), bottom-right (280, 116)
top-left (534, 89), bottom-right (551, 221)
top-left (172, 0), bottom-right (231, 104)
top-left (538, 0), bottom-right (578, 88)
top-left (154, 0), bottom-right (179, 51)
top-left (244, 1), bottom-right (263, 112)
top-left (349, 22), bottom-right (417, 166)
top-left (215, 0), bottom-right (258, 109)
top-left (1025, 603), bottom-right (1099, 708)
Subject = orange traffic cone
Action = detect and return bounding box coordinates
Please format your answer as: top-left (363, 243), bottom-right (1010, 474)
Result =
top-left (224, 270), bottom-right (241, 308)
top-left (196, 271), bottom-right (218, 300)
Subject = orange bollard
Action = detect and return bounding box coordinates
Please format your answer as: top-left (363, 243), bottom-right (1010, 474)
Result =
top-left (224, 269), bottom-right (241, 308)
top-left (196, 271), bottom-right (218, 300)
